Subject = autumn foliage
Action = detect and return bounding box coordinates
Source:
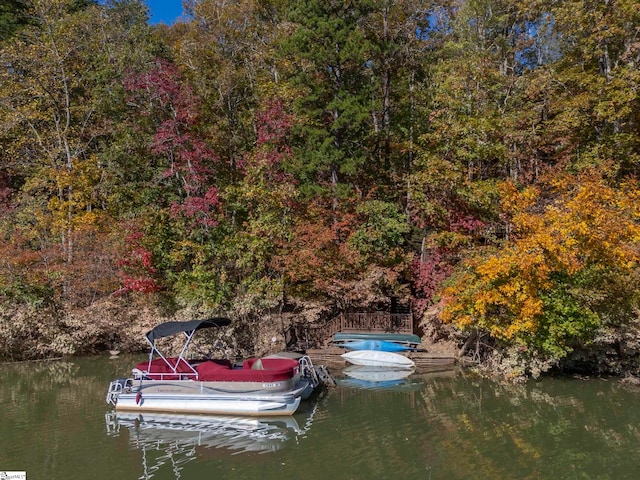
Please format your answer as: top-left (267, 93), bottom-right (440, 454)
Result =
top-left (0, 0), bottom-right (639, 370)
top-left (441, 174), bottom-right (640, 359)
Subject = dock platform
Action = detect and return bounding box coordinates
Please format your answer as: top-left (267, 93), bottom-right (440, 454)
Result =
top-left (306, 347), bottom-right (456, 371)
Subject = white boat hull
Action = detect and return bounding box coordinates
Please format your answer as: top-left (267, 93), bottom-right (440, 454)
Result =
top-left (115, 394), bottom-right (301, 416)
top-left (112, 380), bottom-right (310, 416)
top-left (341, 350), bottom-right (415, 369)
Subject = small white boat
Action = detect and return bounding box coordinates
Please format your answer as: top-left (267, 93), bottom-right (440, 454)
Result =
top-left (106, 318), bottom-right (322, 416)
top-left (341, 350), bottom-right (415, 369)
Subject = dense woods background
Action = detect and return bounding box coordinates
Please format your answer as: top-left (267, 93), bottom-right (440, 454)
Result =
top-left (1, 0), bottom-right (638, 377)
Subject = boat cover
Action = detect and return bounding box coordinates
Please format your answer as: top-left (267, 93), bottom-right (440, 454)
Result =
top-left (145, 318), bottom-right (231, 343)
top-left (341, 339), bottom-right (417, 352)
top-left (332, 332), bottom-right (421, 344)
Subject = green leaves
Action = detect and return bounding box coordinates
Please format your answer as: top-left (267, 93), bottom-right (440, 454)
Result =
top-left (529, 0), bottom-right (640, 174)
top-left (279, 0), bottom-right (378, 199)
top-left (348, 200), bottom-right (410, 266)
top-left (0, 0), bottom-right (30, 40)
top-left (535, 280), bottom-right (601, 359)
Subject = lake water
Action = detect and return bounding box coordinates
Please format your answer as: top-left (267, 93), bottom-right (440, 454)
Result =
top-left (1, 354), bottom-right (639, 479)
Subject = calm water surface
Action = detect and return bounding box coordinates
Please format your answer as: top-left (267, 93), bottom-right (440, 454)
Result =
top-left (1, 354), bottom-right (639, 479)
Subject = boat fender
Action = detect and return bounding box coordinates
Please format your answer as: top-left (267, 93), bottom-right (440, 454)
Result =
top-left (136, 391), bottom-right (143, 405)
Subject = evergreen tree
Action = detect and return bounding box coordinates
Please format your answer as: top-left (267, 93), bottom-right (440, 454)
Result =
top-left (0, 0), bottom-right (29, 39)
top-left (278, 0), bottom-right (377, 206)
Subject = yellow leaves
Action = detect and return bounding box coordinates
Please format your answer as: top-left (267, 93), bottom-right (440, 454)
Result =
top-left (519, 297), bottom-right (543, 324)
top-left (476, 255), bottom-right (510, 282)
top-left (441, 172), bottom-right (640, 347)
top-left (511, 173), bottom-right (640, 274)
top-left (442, 253), bottom-right (542, 341)
top-left (43, 155), bottom-right (102, 237)
top-left (500, 180), bottom-right (538, 215)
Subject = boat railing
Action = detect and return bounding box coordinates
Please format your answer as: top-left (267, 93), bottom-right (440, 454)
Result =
top-left (341, 312), bottom-right (413, 333)
top-left (132, 368), bottom-right (199, 381)
top-left (133, 356), bottom-right (202, 381)
top-left (298, 355), bottom-right (320, 388)
top-left (106, 378), bottom-right (131, 405)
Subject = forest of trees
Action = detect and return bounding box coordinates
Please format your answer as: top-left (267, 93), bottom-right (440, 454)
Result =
top-left (0, 0), bottom-right (638, 376)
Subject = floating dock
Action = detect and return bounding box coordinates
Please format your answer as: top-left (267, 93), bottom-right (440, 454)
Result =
top-left (306, 347), bottom-right (456, 371)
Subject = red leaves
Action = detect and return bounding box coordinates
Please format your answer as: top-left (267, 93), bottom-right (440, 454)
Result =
top-left (116, 230), bottom-right (160, 294)
top-left (124, 59), bottom-right (200, 125)
top-left (410, 250), bottom-right (452, 317)
top-left (125, 59), bottom-right (221, 232)
top-left (169, 187), bottom-right (220, 228)
top-left (449, 213), bottom-right (485, 234)
top-left (119, 274), bottom-right (161, 294)
top-left (255, 100), bottom-right (293, 152)
top-left (244, 100), bottom-right (295, 184)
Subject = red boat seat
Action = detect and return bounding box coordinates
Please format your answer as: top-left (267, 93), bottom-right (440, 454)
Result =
top-left (194, 358), bottom-right (232, 378)
top-left (196, 358), bottom-right (299, 382)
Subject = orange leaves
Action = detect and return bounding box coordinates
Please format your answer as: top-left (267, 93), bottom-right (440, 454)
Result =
top-left (276, 198), bottom-right (409, 304)
top-left (475, 255), bottom-right (512, 283)
top-left (545, 174), bottom-right (639, 271)
top-left (441, 173), bottom-right (640, 351)
top-left (503, 173), bottom-right (640, 277)
top-left (277, 204), bottom-right (360, 293)
top-left (442, 252), bottom-right (545, 342)
top-left (499, 181), bottom-right (537, 216)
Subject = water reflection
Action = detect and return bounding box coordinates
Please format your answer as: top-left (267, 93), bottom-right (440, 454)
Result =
top-left (105, 397), bottom-right (319, 479)
top-left (3, 356), bottom-right (640, 479)
top-left (106, 411), bottom-right (310, 454)
top-left (337, 365), bottom-right (423, 391)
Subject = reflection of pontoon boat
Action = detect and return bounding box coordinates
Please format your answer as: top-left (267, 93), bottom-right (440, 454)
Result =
top-left (105, 401), bottom-right (319, 478)
top-left (341, 350), bottom-right (415, 369)
top-left (106, 411), bottom-right (307, 454)
top-left (106, 318), bottom-right (323, 416)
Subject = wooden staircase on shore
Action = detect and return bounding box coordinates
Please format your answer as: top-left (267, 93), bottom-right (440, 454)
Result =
top-left (285, 311), bottom-right (414, 351)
